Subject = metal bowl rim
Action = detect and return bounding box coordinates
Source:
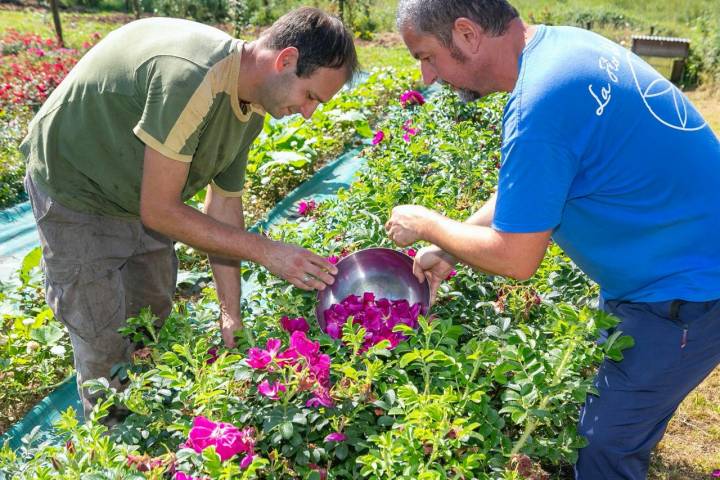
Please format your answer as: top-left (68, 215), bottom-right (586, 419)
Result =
top-left (315, 247), bottom-right (430, 327)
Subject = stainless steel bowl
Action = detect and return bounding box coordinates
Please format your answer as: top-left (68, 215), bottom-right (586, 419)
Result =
top-left (316, 247), bottom-right (430, 329)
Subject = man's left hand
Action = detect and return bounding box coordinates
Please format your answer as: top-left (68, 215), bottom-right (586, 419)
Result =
top-left (385, 205), bottom-right (435, 246)
top-left (220, 308), bottom-right (243, 348)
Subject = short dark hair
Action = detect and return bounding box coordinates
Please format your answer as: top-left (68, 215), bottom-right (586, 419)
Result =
top-left (262, 7), bottom-right (359, 80)
top-left (397, 0), bottom-right (519, 47)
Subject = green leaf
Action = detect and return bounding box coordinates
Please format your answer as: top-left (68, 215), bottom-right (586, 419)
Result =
top-left (83, 378), bottom-right (110, 395)
top-left (257, 151), bottom-right (310, 174)
top-left (468, 389), bottom-right (485, 403)
top-left (292, 412), bottom-right (308, 425)
top-left (399, 351), bottom-right (421, 368)
top-left (335, 443), bottom-right (349, 460)
top-left (356, 121), bottom-right (373, 138)
top-left (19, 247), bottom-right (42, 286)
top-left (593, 309), bottom-right (621, 331)
top-left (280, 421), bottom-right (294, 440)
top-left (30, 324), bottom-right (64, 346)
top-left (605, 331), bottom-right (635, 361)
top-left (201, 447), bottom-right (223, 474)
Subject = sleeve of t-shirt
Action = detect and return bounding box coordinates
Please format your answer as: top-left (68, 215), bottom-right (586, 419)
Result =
top-left (210, 118), bottom-right (264, 196)
top-left (492, 138), bottom-right (580, 233)
top-left (132, 56), bottom-right (210, 163)
top-left (210, 144), bottom-right (250, 197)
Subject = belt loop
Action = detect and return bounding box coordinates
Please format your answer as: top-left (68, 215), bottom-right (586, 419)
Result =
top-left (669, 300), bottom-right (689, 349)
top-left (669, 299), bottom-right (682, 320)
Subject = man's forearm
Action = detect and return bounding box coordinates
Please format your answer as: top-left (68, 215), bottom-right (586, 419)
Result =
top-left (464, 192), bottom-right (497, 227)
top-left (421, 212), bottom-right (549, 281)
top-left (209, 255), bottom-right (242, 323)
top-left (142, 201), bottom-right (274, 265)
top-left (427, 192), bottom-right (497, 265)
top-left (204, 190), bottom-right (244, 328)
top-left (203, 188), bottom-right (246, 346)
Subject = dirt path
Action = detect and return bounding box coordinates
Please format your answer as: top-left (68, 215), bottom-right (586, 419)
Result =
top-left (686, 88), bottom-right (720, 134)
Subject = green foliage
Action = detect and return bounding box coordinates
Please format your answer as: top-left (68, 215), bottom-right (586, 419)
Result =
top-left (0, 250), bottom-right (73, 433)
top-left (63, 0), bottom-right (103, 8)
top-left (684, 12), bottom-right (720, 85)
top-left (1, 69), bottom-right (633, 479)
top-left (264, 87), bottom-right (631, 476)
top-left (152, 0), bottom-right (230, 23)
top-left (526, 4), bottom-right (640, 30)
top-left (0, 107), bottom-right (30, 208)
top-left (241, 67), bottom-right (419, 227)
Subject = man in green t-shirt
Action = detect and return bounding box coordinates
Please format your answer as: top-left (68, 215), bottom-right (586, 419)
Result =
top-left (21, 7), bottom-right (358, 418)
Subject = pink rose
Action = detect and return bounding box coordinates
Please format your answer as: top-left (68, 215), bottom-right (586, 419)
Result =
top-left (280, 315), bottom-right (310, 334)
top-left (372, 130), bottom-right (385, 145)
top-left (324, 432), bottom-right (347, 442)
top-left (258, 380), bottom-right (286, 400)
top-left (400, 90), bottom-right (425, 108)
top-left (298, 199), bottom-right (317, 216)
top-left (184, 416), bottom-right (254, 462)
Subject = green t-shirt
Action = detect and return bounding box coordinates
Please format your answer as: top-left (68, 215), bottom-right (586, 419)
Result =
top-left (21, 17), bottom-right (265, 217)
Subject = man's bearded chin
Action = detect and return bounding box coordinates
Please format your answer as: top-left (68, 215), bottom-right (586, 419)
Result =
top-left (457, 88), bottom-right (481, 103)
top-left (437, 80), bottom-right (481, 103)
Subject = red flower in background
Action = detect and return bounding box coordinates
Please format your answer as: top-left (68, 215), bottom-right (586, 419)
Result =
top-left (0, 29), bottom-right (101, 112)
top-left (402, 120), bottom-right (419, 143)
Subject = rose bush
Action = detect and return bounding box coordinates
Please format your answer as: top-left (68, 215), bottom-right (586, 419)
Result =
top-left (0, 77), bottom-right (633, 479)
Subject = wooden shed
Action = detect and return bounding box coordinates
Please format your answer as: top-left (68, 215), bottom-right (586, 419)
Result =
top-left (631, 35), bottom-right (691, 83)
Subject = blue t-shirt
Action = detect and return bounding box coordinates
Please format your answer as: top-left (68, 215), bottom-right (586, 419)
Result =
top-left (493, 25), bottom-right (720, 302)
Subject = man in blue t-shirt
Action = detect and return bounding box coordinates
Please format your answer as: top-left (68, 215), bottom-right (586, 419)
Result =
top-left (385, 1), bottom-right (720, 478)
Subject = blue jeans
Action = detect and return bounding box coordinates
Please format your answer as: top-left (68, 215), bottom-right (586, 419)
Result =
top-left (575, 298), bottom-right (720, 479)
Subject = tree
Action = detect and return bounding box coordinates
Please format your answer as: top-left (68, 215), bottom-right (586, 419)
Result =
top-left (49, 0), bottom-right (64, 48)
top-left (337, 0), bottom-right (345, 22)
top-left (131, 0), bottom-right (141, 19)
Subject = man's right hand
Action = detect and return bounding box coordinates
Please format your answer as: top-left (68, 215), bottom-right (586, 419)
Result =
top-left (413, 246), bottom-right (457, 304)
top-left (263, 241), bottom-right (338, 291)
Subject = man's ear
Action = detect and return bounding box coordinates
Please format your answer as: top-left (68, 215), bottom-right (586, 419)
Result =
top-left (452, 17), bottom-right (484, 54)
top-left (274, 46), bottom-right (299, 73)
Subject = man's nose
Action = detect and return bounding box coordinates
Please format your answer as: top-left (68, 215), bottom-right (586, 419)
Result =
top-left (421, 62), bottom-right (438, 85)
top-left (300, 100), bottom-right (319, 119)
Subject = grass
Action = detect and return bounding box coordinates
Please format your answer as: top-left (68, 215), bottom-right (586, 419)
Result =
top-left (356, 35), bottom-right (416, 70)
top-left (686, 88), bottom-right (720, 134)
top-left (513, 0), bottom-right (719, 29)
top-left (649, 367), bottom-right (720, 480)
top-left (0, 8), bottom-right (127, 48)
top-left (1, 4), bottom-right (719, 478)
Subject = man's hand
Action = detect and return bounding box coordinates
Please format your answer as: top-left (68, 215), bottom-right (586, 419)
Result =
top-left (219, 307), bottom-right (243, 348)
top-left (385, 205), bottom-right (436, 247)
top-left (413, 246), bottom-right (457, 303)
top-left (263, 241), bottom-right (338, 291)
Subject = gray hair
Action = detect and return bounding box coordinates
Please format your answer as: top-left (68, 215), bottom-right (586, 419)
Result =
top-left (396, 0), bottom-right (519, 46)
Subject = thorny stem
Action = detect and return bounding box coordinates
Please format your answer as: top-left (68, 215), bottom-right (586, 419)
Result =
top-left (510, 339), bottom-right (577, 456)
